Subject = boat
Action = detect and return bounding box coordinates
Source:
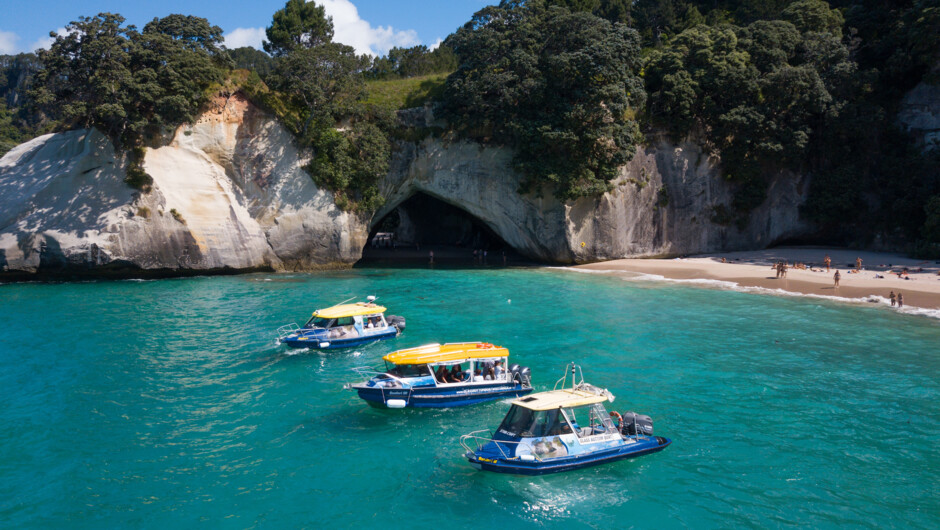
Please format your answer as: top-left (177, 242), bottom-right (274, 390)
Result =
top-left (343, 342), bottom-right (533, 408)
top-left (277, 296), bottom-right (405, 350)
top-left (459, 364), bottom-right (671, 475)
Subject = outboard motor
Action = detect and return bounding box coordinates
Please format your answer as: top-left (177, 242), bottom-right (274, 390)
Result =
top-left (508, 364), bottom-right (520, 376)
top-left (387, 315), bottom-right (406, 331)
top-left (620, 411), bottom-right (654, 436)
top-left (517, 366), bottom-right (531, 386)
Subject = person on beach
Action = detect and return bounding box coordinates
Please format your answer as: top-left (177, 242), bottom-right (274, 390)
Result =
top-left (856, 257), bottom-right (863, 271)
top-left (824, 255), bottom-right (831, 272)
top-left (897, 292), bottom-right (903, 308)
top-left (834, 270), bottom-right (841, 288)
top-left (890, 291), bottom-right (896, 307)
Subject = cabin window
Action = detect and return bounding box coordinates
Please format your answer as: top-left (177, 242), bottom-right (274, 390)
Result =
top-left (305, 317), bottom-right (334, 328)
top-left (390, 364), bottom-right (431, 378)
top-left (335, 317), bottom-right (355, 327)
top-left (364, 314), bottom-right (385, 328)
top-left (586, 403), bottom-right (615, 432)
top-left (497, 407), bottom-right (572, 438)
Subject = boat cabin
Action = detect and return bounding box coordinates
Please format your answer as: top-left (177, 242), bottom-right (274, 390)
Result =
top-left (497, 393), bottom-right (618, 440)
top-left (459, 363), bottom-right (670, 474)
top-left (383, 342), bottom-right (517, 386)
top-left (277, 296), bottom-right (405, 349)
top-left (303, 310), bottom-right (390, 340)
top-left (346, 342), bottom-right (533, 408)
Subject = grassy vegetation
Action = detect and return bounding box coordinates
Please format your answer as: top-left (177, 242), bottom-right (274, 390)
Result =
top-left (169, 208), bottom-right (186, 225)
top-left (363, 73), bottom-right (449, 111)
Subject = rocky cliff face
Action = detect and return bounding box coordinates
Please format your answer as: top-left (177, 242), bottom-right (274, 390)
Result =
top-left (899, 76), bottom-right (940, 151)
top-left (0, 96), bottom-right (810, 279)
top-left (380, 109), bottom-right (809, 262)
top-left (0, 94), bottom-right (367, 278)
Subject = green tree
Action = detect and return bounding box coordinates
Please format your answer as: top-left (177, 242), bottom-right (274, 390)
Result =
top-left (263, 0), bottom-right (333, 56)
top-left (31, 13), bottom-right (136, 141)
top-left (444, 2), bottom-right (645, 199)
top-left (782, 0), bottom-right (844, 37)
top-left (31, 12), bottom-right (230, 149)
top-left (307, 121), bottom-right (390, 211)
top-left (267, 43), bottom-right (368, 137)
top-left (228, 47), bottom-right (274, 77)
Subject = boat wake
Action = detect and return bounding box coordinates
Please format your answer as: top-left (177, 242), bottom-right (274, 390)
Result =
top-left (555, 267), bottom-right (940, 320)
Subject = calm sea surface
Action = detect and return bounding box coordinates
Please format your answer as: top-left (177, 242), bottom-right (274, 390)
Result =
top-left (0, 268), bottom-right (937, 528)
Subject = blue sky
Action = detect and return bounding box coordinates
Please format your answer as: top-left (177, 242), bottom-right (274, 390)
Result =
top-left (0, 0), bottom-right (491, 56)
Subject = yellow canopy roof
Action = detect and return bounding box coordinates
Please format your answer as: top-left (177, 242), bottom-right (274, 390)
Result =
top-left (510, 389), bottom-right (609, 411)
top-left (384, 342), bottom-right (509, 364)
top-left (313, 302), bottom-right (387, 319)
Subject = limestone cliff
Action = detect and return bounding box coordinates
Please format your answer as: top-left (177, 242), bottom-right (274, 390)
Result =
top-left (0, 94), bottom-right (367, 278)
top-left (378, 132), bottom-right (808, 263)
top-left (1, 95), bottom-right (810, 279)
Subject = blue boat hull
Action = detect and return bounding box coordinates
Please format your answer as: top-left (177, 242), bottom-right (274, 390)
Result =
top-left (281, 328), bottom-right (398, 350)
top-left (468, 436), bottom-right (671, 475)
top-left (356, 383), bottom-right (533, 408)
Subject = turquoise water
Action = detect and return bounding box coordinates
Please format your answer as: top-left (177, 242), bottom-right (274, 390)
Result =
top-left (0, 268), bottom-right (938, 528)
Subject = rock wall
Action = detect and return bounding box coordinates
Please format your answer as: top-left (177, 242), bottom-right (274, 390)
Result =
top-left (899, 77), bottom-right (940, 151)
top-left (0, 94), bottom-right (367, 278)
top-left (378, 123), bottom-right (809, 263)
top-left (0, 97), bottom-right (811, 279)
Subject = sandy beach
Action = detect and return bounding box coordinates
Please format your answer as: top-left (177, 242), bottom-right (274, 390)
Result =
top-left (576, 248), bottom-right (940, 313)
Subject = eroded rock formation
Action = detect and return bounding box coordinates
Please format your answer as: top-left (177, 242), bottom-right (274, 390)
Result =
top-left (0, 95), bottom-right (810, 279)
top-left (0, 94), bottom-right (367, 278)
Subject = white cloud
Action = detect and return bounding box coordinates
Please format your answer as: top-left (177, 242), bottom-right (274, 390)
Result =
top-left (0, 31), bottom-right (19, 54)
top-left (28, 27), bottom-right (68, 53)
top-left (224, 27), bottom-right (267, 50)
top-left (319, 0), bottom-right (420, 56)
top-left (429, 38), bottom-right (443, 51)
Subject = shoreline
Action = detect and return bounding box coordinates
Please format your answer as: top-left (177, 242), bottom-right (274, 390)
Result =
top-left (575, 247), bottom-right (940, 314)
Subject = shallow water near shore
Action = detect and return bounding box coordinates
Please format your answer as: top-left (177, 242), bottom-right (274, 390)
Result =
top-left (1, 268), bottom-right (938, 528)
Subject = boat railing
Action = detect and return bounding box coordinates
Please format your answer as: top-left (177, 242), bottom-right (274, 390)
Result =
top-left (551, 363), bottom-right (616, 402)
top-left (553, 362), bottom-right (585, 390)
top-left (277, 323), bottom-right (300, 337)
top-left (459, 431), bottom-right (544, 462)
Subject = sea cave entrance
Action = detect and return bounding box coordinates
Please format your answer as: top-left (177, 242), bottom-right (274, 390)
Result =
top-left (357, 192), bottom-right (526, 267)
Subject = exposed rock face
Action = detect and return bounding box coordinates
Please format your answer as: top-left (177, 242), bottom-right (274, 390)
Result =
top-left (0, 94), bottom-right (367, 278)
top-left (378, 132), bottom-right (809, 263)
top-left (899, 78), bottom-right (940, 150)
top-left (1, 96), bottom-right (810, 278)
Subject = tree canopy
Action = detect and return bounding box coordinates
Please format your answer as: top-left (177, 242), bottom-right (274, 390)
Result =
top-left (263, 0), bottom-right (334, 56)
top-left (30, 13), bottom-right (229, 147)
top-left (443, 1), bottom-right (646, 199)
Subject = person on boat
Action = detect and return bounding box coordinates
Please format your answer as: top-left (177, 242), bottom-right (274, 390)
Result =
top-left (493, 360), bottom-right (504, 380)
top-left (482, 360), bottom-right (495, 380)
top-left (435, 365), bottom-right (449, 383)
top-left (473, 368), bottom-right (484, 382)
top-left (449, 364), bottom-right (466, 383)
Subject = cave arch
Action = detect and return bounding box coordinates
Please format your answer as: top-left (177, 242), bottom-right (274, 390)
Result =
top-left (357, 191), bottom-right (526, 266)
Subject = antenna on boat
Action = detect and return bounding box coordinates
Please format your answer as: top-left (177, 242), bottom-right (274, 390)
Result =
top-left (337, 295), bottom-right (358, 305)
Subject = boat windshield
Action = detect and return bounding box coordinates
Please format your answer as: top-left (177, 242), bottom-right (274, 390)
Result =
top-left (388, 364), bottom-right (431, 378)
top-left (304, 316), bottom-right (334, 328)
top-left (497, 406), bottom-right (574, 438)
